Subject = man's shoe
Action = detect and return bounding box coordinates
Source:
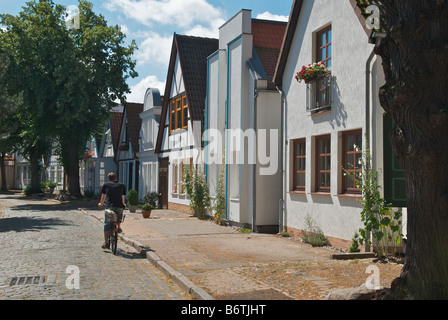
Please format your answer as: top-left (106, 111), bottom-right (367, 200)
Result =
top-left (102, 243), bottom-right (110, 249)
top-left (117, 228), bottom-right (123, 233)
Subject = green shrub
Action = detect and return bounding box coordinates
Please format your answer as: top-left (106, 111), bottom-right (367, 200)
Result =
top-left (84, 189), bottom-right (95, 199)
top-left (349, 232), bottom-right (361, 253)
top-left (126, 189), bottom-right (139, 205)
top-left (301, 214), bottom-right (329, 247)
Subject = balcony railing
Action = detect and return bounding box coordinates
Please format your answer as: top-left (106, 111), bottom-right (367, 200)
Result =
top-left (306, 73), bottom-right (333, 112)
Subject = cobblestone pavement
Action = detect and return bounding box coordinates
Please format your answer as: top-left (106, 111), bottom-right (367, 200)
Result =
top-left (0, 194), bottom-right (191, 300)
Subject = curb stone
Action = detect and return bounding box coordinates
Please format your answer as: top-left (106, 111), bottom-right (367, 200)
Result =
top-left (76, 207), bottom-right (214, 300)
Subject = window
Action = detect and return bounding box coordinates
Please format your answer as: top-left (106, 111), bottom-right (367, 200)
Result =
top-left (292, 139), bottom-right (306, 191)
top-left (172, 158), bottom-right (193, 194)
top-left (316, 135), bottom-right (331, 192)
top-left (307, 26), bottom-right (332, 112)
top-left (343, 130), bottom-right (362, 193)
top-left (169, 94), bottom-right (189, 132)
top-left (316, 26), bottom-right (332, 69)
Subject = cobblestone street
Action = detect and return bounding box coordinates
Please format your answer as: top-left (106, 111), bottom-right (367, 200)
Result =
top-left (0, 195), bottom-right (191, 300)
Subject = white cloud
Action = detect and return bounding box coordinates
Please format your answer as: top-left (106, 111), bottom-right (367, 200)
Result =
top-left (185, 24), bottom-right (221, 38)
top-left (135, 32), bottom-right (173, 66)
top-left (120, 24), bottom-right (129, 36)
top-left (256, 11), bottom-right (289, 22)
top-left (126, 75), bottom-right (166, 103)
top-left (104, 0), bottom-right (224, 31)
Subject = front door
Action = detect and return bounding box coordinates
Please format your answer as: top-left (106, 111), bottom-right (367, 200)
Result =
top-left (158, 158), bottom-right (169, 209)
top-left (383, 114), bottom-right (407, 207)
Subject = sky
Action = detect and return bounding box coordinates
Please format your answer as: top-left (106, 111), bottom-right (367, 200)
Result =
top-left (0, 0), bottom-right (293, 104)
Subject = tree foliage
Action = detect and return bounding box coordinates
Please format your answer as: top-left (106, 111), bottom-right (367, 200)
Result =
top-left (0, 0), bottom-right (137, 196)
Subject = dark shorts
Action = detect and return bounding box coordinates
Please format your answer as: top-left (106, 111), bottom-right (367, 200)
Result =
top-left (103, 208), bottom-right (124, 231)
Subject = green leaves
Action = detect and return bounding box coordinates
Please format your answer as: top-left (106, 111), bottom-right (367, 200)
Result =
top-left (342, 141), bottom-right (404, 256)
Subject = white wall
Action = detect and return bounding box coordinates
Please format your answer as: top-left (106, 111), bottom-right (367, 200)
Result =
top-left (281, 0), bottom-right (376, 242)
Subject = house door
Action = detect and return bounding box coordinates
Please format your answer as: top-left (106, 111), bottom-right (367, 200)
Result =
top-left (158, 158), bottom-right (169, 209)
top-left (128, 162), bottom-right (133, 190)
top-left (383, 114), bottom-right (407, 207)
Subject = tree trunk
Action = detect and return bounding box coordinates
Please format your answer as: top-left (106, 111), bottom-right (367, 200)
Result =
top-left (374, 0), bottom-right (448, 299)
top-left (0, 152), bottom-right (7, 191)
top-left (29, 145), bottom-right (42, 194)
top-left (64, 141), bottom-right (82, 198)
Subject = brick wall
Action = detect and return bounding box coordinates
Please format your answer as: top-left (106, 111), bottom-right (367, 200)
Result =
top-left (168, 202), bottom-right (194, 215)
top-left (285, 226), bottom-right (358, 251)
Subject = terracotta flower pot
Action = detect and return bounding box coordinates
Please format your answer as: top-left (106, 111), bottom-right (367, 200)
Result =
top-left (142, 210), bottom-right (151, 218)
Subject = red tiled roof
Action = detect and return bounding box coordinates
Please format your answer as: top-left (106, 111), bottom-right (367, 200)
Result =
top-left (252, 19), bottom-right (287, 89)
top-left (252, 19), bottom-right (287, 50)
top-left (125, 102), bottom-right (143, 157)
top-left (110, 111), bottom-right (123, 152)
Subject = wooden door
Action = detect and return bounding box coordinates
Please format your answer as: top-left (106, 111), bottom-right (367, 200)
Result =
top-left (158, 158), bottom-right (169, 209)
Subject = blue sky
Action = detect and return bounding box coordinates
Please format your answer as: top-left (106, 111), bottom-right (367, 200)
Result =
top-left (1, 0), bottom-right (293, 103)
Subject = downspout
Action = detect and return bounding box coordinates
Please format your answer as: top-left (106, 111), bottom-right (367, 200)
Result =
top-left (252, 81), bottom-right (258, 232)
top-left (365, 47), bottom-right (376, 252)
top-left (276, 86), bottom-right (286, 234)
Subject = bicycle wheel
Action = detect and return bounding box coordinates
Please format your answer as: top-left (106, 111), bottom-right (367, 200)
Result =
top-left (110, 225), bottom-right (118, 255)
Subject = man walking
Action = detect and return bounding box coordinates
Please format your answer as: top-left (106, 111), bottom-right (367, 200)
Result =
top-left (98, 172), bottom-right (126, 249)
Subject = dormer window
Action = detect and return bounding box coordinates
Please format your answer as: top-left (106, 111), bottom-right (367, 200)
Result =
top-left (169, 94), bottom-right (188, 133)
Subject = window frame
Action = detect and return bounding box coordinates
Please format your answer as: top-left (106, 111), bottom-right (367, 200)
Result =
top-left (169, 94), bottom-right (189, 133)
top-left (316, 26), bottom-right (332, 69)
top-left (315, 135), bottom-right (331, 193)
top-left (292, 139), bottom-right (306, 191)
top-left (342, 130), bottom-right (363, 194)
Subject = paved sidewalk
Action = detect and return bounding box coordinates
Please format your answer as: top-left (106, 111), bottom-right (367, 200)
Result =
top-left (71, 199), bottom-right (337, 300)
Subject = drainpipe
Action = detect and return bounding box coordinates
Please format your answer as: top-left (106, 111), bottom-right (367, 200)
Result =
top-left (365, 46), bottom-right (376, 252)
top-left (252, 81), bottom-right (258, 232)
top-left (276, 86), bottom-right (286, 234)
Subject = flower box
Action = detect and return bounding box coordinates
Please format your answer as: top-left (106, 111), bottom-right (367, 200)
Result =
top-left (295, 62), bottom-right (329, 83)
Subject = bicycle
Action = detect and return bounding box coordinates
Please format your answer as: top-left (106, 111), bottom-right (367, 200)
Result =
top-left (105, 208), bottom-right (125, 255)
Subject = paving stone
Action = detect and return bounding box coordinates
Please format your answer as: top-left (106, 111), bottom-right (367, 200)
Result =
top-left (0, 195), bottom-right (191, 300)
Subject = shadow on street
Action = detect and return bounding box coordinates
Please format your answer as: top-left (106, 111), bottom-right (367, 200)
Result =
top-left (0, 215), bottom-right (75, 233)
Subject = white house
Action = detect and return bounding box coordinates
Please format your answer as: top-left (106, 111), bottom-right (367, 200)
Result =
top-left (155, 34), bottom-right (219, 213)
top-left (14, 146), bottom-right (64, 191)
top-left (273, 0), bottom-right (407, 249)
top-left (80, 108), bottom-right (123, 194)
top-left (137, 88), bottom-right (162, 200)
top-left (205, 10), bottom-right (286, 232)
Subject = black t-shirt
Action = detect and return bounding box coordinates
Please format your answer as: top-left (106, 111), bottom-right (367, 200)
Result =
top-left (101, 181), bottom-right (126, 209)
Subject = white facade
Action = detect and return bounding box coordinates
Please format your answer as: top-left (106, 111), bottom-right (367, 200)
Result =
top-left (80, 135), bottom-right (99, 194)
top-left (137, 88), bottom-right (162, 199)
top-left (14, 147), bottom-right (64, 191)
top-left (206, 10), bottom-right (283, 232)
top-left (277, 0), bottom-right (407, 246)
top-left (159, 51), bottom-right (197, 209)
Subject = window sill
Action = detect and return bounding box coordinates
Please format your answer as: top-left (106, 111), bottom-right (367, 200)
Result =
top-left (309, 192), bottom-right (331, 196)
top-left (310, 107), bottom-right (331, 116)
top-left (335, 193), bottom-right (362, 198)
top-left (288, 190), bottom-right (306, 195)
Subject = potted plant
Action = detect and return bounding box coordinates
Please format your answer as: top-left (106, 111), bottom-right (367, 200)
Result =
top-left (126, 189), bottom-right (139, 212)
top-left (140, 203), bottom-right (154, 218)
top-left (47, 182), bottom-right (58, 194)
top-left (143, 191), bottom-right (159, 208)
top-left (40, 181), bottom-right (48, 193)
top-left (295, 62), bottom-right (329, 83)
